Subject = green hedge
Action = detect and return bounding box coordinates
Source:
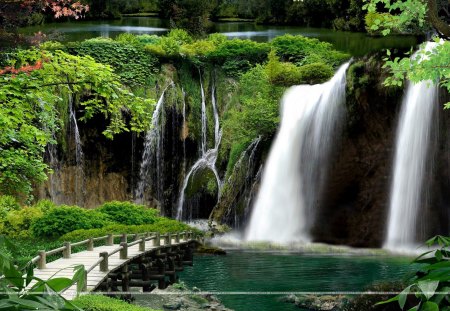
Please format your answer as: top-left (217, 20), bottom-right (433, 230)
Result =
top-left (31, 205), bottom-right (113, 238)
top-left (73, 295), bottom-right (158, 311)
top-left (97, 201), bottom-right (159, 226)
top-left (68, 38), bottom-right (159, 87)
top-left (59, 218), bottom-right (201, 242)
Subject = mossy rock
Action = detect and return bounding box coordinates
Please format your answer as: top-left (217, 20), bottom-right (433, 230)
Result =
top-left (196, 245), bottom-right (227, 255)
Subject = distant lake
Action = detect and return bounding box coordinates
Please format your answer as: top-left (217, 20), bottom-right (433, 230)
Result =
top-left (20, 17), bottom-right (420, 56)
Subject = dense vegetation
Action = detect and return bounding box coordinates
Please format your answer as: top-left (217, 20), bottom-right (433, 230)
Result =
top-left (0, 30), bottom-right (348, 202)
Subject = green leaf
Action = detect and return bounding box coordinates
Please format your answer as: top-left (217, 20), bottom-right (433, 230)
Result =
top-left (421, 301), bottom-right (439, 311)
top-left (418, 281), bottom-right (439, 299)
top-left (399, 285), bottom-right (413, 309)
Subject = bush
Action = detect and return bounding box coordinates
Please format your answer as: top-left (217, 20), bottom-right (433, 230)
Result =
top-left (31, 205), bottom-right (112, 238)
top-left (298, 62), bottom-right (334, 84)
top-left (39, 40), bottom-right (66, 51)
top-left (207, 39), bottom-right (270, 66)
top-left (2, 207), bottom-right (43, 239)
top-left (97, 201), bottom-right (159, 226)
top-left (73, 295), bottom-right (157, 311)
top-left (59, 219), bottom-right (201, 242)
top-left (0, 195), bottom-right (20, 217)
top-left (69, 38), bottom-right (159, 87)
top-left (32, 199), bottom-right (56, 212)
top-left (271, 34), bottom-right (349, 68)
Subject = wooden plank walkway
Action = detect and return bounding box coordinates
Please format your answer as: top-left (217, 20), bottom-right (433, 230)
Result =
top-left (28, 232), bottom-right (198, 300)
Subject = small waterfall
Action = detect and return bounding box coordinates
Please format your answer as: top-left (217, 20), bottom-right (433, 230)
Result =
top-left (69, 96), bottom-right (85, 206)
top-left (135, 84), bottom-right (171, 204)
top-left (47, 136), bottom-right (61, 205)
top-left (384, 42), bottom-right (439, 252)
top-left (176, 78), bottom-right (222, 220)
top-left (245, 62), bottom-right (350, 243)
top-left (200, 74), bottom-right (207, 155)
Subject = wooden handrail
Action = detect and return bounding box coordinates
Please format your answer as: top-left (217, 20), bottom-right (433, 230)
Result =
top-left (33, 231), bottom-right (196, 271)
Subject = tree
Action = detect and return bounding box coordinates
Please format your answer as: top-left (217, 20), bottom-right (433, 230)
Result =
top-left (363, 0), bottom-right (450, 105)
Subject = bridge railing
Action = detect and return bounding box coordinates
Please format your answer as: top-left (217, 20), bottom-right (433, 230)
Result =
top-left (30, 231), bottom-right (197, 271)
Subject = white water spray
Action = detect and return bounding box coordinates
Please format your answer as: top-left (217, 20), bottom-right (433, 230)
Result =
top-left (245, 63), bottom-right (350, 243)
top-left (384, 42), bottom-right (439, 252)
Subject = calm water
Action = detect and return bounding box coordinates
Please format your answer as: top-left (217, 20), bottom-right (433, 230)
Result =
top-left (20, 18), bottom-right (420, 56)
top-left (169, 251), bottom-right (416, 311)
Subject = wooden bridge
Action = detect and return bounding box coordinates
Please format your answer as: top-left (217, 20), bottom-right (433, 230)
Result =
top-left (28, 231), bottom-right (202, 300)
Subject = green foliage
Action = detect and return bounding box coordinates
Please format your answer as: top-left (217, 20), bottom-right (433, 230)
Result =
top-left (208, 38), bottom-right (270, 66)
top-left (222, 64), bottom-right (283, 150)
top-left (298, 63), bottom-right (334, 84)
top-left (0, 195), bottom-right (20, 216)
top-left (363, 0), bottom-right (429, 36)
top-left (31, 205), bottom-right (112, 238)
top-left (74, 294), bottom-right (157, 311)
top-left (0, 49), bottom-right (154, 199)
top-left (2, 207), bottom-right (44, 239)
top-left (39, 40), bottom-right (67, 51)
top-left (33, 199), bottom-right (57, 213)
top-left (0, 236), bottom-right (86, 310)
top-left (59, 219), bottom-right (201, 242)
top-left (377, 236), bottom-right (450, 311)
top-left (69, 37), bottom-right (159, 87)
top-left (271, 34), bottom-right (350, 68)
top-left (97, 201), bottom-right (159, 226)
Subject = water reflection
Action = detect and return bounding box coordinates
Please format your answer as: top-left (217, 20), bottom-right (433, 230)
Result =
top-left (19, 18), bottom-right (420, 56)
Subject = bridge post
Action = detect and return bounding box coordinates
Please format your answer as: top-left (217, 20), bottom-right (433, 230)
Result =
top-left (100, 252), bottom-right (109, 272)
top-left (120, 242), bottom-right (128, 259)
top-left (107, 234), bottom-right (114, 246)
top-left (37, 250), bottom-right (46, 269)
top-left (121, 234), bottom-right (127, 243)
top-left (87, 238), bottom-right (94, 251)
top-left (166, 233), bottom-right (172, 246)
top-left (155, 233), bottom-right (160, 246)
top-left (82, 272), bottom-right (88, 292)
top-left (63, 242), bottom-right (71, 259)
top-left (133, 234), bottom-right (139, 241)
top-left (121, 265), bottom-right (130, 292)
top-left (139, 237), bottom-right (146, 252)
top-left (175, 233), bottom-right (180, 243)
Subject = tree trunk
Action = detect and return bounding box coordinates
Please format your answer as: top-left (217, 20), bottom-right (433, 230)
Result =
top-left (428, 0), bottom-right (450, 38)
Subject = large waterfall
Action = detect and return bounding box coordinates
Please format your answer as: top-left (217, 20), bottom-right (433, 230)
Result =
top-left (245, 63), bottom-right (350, 243)
top-left (384, 42), bottom-right (439, 252)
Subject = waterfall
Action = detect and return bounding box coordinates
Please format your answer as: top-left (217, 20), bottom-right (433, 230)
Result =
top-left (176, 78), bottom-right (222, 220)
top-left (69, 96), bottom-right (85, 206)
top-left (47, 136), bottom-right (61, 205)
top-left (245, 62), bottom-right (350, 243)
top-left (384, 42), bottom-right (439, 252)
top-left (135, 84), bottom-right (171, 204)
top-left (200, 75), bottom-right (207, 155)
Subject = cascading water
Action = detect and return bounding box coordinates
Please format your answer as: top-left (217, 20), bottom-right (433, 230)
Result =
top-left (135, 84), bottom-right (172, 204)
top-left (69, 96), bottom-right (86, 206)
top-left (47, 136), bottom-right (61, 205)
top-left (384, 42), bottom-right (439, 252)
top-left (176, 78), bottom-right (222, 220)
top-left (245, 62), bottom-right (350, 243)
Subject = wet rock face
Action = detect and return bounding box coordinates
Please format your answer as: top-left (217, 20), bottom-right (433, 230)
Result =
top-left (312, 58), bottom-right (403, 247)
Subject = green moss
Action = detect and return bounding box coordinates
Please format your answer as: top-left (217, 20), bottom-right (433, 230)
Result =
top-left (73, 295), bottom-right (159, 311)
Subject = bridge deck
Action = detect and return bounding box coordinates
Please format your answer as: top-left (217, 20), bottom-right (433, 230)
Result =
top-left (31, 237), bottom-right (186, 300)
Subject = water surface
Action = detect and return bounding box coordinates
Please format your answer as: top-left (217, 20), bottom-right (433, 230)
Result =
top-left (160, 251), bottom-right (417, 311)
top-left (20, 18), bottom-right (419, 56)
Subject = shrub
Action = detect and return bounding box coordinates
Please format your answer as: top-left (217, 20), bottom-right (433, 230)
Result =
top-left (31, 205), bottom-right (112, 238)
top-left (97, 201), bottom-right (159, 226)
top-left (32, 199), bottom-right (56, 212)
top-left (59, 220), bottom-right (201, 242)
top-left (0, 195), bottom-right (20, 217)
top-left (298, 62), bottom-right (334, 84)
top-left (2, 207), bottom-right (44, 239)
top-left (271, 34), bottom-right (349, 68)
top-left (69, 38), bottom-right (159, 87)
top-left (167, 29), bottom-right (193, 45)
top-left (39, 40), bottom-right (66, 51)
top-left (207, 39), bottom-right (270, 66)
top-left (73, 295), bottom-right (157, 311)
